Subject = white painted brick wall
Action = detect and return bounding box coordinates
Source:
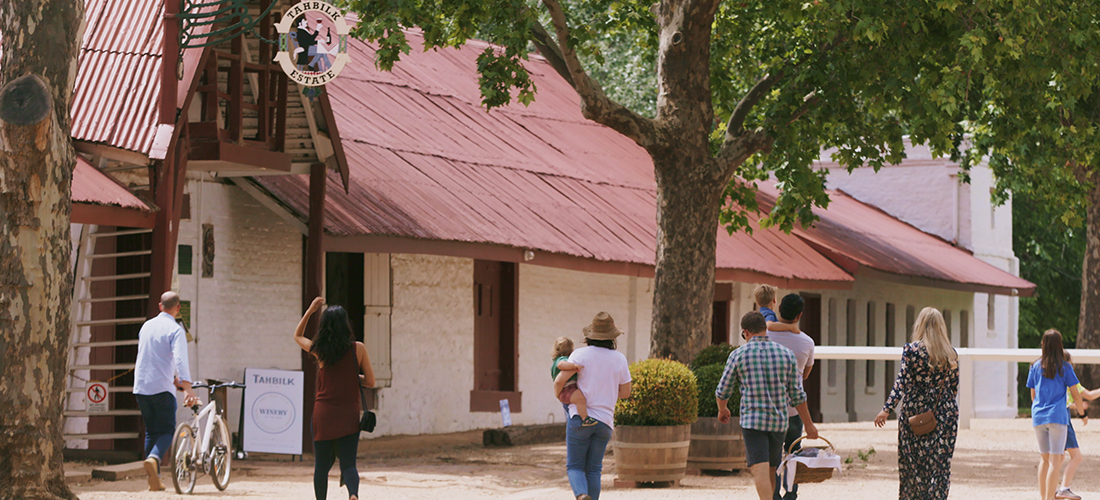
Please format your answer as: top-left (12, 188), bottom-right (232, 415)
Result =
top-left (176, 179), bottom-right (303, 430)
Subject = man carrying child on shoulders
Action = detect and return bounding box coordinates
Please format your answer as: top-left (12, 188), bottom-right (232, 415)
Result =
top-left (718, 310), bottom-right (817, 500)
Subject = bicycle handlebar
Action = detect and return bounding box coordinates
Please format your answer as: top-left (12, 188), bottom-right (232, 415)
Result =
top-left (190, 381), bottom-right (247, 390)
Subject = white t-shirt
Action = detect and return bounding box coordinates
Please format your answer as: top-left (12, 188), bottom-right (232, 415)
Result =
top-left (768, 329), bottom-right (815, 417)
top-left (567, 346), bottom-right (631, 427)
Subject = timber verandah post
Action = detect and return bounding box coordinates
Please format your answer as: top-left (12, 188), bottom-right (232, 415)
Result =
top-left (301, 162), bottom-right (327, 453)
top-left (149, 0), bottom-right (182, 317)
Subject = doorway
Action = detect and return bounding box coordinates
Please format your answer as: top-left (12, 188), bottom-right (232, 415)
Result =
top-left (800, 294), bottom-right (823, 422)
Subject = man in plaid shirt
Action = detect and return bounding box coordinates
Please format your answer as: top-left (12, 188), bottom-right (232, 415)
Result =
top-left (718, 311), bottom-right (818, 500)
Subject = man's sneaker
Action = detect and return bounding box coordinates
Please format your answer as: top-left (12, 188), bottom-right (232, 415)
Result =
top-left (143, 456), bottom-right (165, 491)
top-left (1057, 487), bottom-right (1081, 500)
top-left (581, 417), bottom-right (599, 427)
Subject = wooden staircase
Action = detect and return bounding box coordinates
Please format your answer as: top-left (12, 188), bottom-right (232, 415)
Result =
top-left (63, 224), bottom-right (153, 461)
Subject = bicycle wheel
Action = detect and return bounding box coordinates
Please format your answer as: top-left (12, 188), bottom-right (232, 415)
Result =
top-left (171, 423), bottom-right (197, 494)
top-left (210, 416), bottom-right (233, 490)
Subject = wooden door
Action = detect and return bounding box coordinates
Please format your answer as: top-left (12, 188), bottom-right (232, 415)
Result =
top-left (800, 294), bottom-right (823, 423)
top-left (474, 261), bottom-right (504, 391)
top-left (712, 283), bottom-right (732, 345)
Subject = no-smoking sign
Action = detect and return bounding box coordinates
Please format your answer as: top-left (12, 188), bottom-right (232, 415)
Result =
top-left (86, 382), bottom-right (108, 413)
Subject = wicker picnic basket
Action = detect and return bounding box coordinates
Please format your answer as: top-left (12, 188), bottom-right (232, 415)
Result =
top-left (786, 436), bottom-right (837, 484)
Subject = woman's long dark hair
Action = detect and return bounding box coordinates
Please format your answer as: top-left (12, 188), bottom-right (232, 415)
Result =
top-left (1041, 329), bottom-right (1067, 379)
top-left (310, 305), bottom-right (355, 366)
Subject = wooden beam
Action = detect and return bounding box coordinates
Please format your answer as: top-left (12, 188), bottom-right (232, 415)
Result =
top-left (317, 89), bottom-right (349, 192)
top-left (301, 163), bottom-right (327, 454)
top-left (188, 141), bottom-right (292, 172)
top-left (71, 203), bottom-right (156, 229)
top-left (73, 141), bottom-right (149, 167)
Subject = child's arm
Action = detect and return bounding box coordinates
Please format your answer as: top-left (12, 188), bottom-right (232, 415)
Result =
top-left (1070, 385), bottom-right (1087, 424)
top-left (1082, 387), bottom-right (1100, 401)
top-left (553, 369), bottom-right (575, 396)
top-left (767, 321), bottom-right (800, 334)
top-left (557, 360), bottom-right (583, 371)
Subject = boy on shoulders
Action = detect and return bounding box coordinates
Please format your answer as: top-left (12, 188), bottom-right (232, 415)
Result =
top-left (753, 284), bottom-right (800, 335)
top-left (765, 294), bottom-right (816, 500)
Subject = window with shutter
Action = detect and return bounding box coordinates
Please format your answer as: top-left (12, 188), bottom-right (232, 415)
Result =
top-left (364, 253), bottom-right (392, 387)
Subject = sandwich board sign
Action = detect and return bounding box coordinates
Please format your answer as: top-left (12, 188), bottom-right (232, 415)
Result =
top-left (86, 382), bottom-right (108, 414)
top-left (242, 368), bottom-right (304, 455)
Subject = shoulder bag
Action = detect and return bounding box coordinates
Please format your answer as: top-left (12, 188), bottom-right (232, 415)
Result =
top-left (908, 364), bottom-right (952, 436)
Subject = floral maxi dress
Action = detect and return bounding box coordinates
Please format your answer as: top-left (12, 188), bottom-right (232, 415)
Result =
top-left (882, 342), bottom-right (960, 500)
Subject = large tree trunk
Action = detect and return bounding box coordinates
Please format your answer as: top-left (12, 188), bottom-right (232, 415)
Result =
top-left (0, 1), bottom-right (84, 498)
top-left (649, 153), bottom-right (725, 362)
top-left (1077, 177), bottom-right (1100, 388)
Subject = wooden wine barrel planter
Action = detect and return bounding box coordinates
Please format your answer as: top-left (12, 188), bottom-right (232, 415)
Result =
top-left (612, 424), bottom-right (692, 483)
top-left (687, 416), bottom-right (747, 471)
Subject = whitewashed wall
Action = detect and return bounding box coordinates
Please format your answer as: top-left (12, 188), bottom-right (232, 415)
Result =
top-left (818, 144), bottom-right (1020, 419)
top-left (732, 279), bottom-right (987, 422)
top-left (175, 177), bottom-right (304, 430)
top-left (515, 265), bottom-right (653, 427)
top-left (374, 257), bottom-right (653, 436)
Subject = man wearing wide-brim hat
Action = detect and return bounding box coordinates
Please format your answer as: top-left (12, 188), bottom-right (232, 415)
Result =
top-left (563, 312), bottom-right (632, 500)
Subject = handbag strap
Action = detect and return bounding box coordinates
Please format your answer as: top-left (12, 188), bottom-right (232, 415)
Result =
top-left (359, 385), bottom-right (371, 413)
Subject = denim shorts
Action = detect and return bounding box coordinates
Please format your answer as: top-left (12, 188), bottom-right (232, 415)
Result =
top-left (742, 427), bottom-right (786, 467)
top-left (1035, 423), bottom-right (1068, 455)
top-left (1066, 420), bottom-right (1079, 450)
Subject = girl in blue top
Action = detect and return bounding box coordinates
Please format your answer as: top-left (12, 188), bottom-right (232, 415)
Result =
top-left (1027, 329), bottom-right (1088, 500)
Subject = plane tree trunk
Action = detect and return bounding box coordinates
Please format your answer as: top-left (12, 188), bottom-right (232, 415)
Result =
top-left (0, 1), bottom-right (84, 498)
top-left (1077, 178), bottom-right (1100, 388)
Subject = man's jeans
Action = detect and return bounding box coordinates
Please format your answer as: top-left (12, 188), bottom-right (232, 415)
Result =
top-left (566, 414), bottom-right (612, 499)
top-left (136, 392), bottom-right (177, 466)
top-left (775, 415), bottom-right (803, 500)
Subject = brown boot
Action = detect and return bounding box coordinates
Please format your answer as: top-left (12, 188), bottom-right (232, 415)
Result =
top-left (144, 457), bottom-right (165, 491)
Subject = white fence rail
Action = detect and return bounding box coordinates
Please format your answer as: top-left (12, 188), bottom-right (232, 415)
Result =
top-left (813, 347), bottom-right (1100, 429)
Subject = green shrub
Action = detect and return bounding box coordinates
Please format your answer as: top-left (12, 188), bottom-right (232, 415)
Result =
top-left (689, 343), bottom-right (735, 370)
top-left (694, 363), bottom-right (739, 417)
top-left (615, 359), bottom-right (699, 426)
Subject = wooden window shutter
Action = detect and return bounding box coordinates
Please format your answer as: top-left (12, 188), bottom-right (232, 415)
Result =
top-left (364, 253), bottom-right (392, 387)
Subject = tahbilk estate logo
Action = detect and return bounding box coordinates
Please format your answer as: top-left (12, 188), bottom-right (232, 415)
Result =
top-left (273, 1), bottom-right (351, 87)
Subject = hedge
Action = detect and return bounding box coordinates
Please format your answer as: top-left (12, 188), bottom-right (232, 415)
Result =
top-left (615, 358), bottom-right (698, 426)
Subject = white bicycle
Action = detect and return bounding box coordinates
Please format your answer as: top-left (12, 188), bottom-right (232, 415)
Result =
top-left (171, 380), bottom-right (245, 494)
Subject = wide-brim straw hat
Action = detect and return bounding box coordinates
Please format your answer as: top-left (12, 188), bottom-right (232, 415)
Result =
top-left (583, 312), bottom-right (623, 340)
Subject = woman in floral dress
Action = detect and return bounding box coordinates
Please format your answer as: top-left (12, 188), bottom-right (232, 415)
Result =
top-left (874, 307), bottom-right (960, 500)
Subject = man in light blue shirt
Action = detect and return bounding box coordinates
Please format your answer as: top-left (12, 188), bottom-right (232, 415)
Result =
top-left (133, 291), bottom-right (199, 491)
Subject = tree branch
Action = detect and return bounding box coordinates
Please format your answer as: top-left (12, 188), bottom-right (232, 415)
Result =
top-left (720, 130), bottom-right (774, 182)
top-left (540, 0), bottom-right (661, 150)
top-left (529, 20), bottom-right (573, 88)
top-left (725, 72), bottom-right (783, 138)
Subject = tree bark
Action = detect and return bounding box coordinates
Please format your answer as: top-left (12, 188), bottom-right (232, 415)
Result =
top-left (0, 1), bottom-right (84, 499)
top-left (1077, 176), bottom-right (1100, 388)
top-left (649, 152), bottom-right (725, 362)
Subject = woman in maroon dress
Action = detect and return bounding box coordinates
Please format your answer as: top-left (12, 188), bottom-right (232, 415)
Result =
top-left (295, 297), bottom-right (376, 500)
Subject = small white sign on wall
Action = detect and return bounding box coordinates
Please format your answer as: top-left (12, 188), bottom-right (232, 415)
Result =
top-left (500, 399), bottom-right (512, 427)
top-left (242, 368), bottom-right (304, 455)
top-left (86, 382), bottom-right (108, 413)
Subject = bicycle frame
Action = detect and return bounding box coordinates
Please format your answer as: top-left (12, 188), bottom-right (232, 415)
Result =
top-left (186, 399), bottom-right (220, 471)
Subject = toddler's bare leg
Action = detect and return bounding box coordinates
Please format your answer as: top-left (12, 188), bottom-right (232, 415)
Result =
top-left (570, 389), bottom-right (590, 420)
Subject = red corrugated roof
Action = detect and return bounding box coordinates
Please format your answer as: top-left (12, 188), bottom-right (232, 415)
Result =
top-left (756, 183), bottom-right (1035, 296)
top-left (70, 0), bottom-right (164, 154)
top-left (70, 0), bottom-right (211, 156)
top-left (256, 31), bottom-right (854, 288)
top-left (73, 156), bottom-right (153, 212)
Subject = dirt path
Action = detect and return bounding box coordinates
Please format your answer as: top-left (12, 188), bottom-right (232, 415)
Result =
top-left (70, 418), bottom-right (1099, 499)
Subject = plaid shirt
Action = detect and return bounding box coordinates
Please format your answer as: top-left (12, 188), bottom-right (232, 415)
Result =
top-left (715, 336), bottom-right (806, 432)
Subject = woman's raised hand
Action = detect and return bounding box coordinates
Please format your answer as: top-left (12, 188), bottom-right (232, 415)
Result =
top-left (308, 296), bottom-right (326, 313)
top-left (874, 410), bottom-right (890, 427)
